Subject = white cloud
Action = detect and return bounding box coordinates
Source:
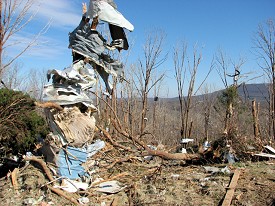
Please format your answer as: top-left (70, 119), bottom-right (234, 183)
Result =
top-left (5, 30), bottom-right (69, 61)
top-left (4, 0), bottom-right (84, 61)
top-left (31, 0), bottom-right (81, 28)
top-left (4, 0), bottom-right (95, 70)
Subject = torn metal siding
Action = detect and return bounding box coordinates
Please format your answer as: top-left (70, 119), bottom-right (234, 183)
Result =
top-left (87, 0), bottom-right (134, 31)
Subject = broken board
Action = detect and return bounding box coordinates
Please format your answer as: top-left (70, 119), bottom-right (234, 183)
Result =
top-left (222, 168), bottom-right (241, 206)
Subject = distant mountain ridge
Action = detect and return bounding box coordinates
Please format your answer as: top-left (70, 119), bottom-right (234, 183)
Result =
top-left (196, 83), bottom-right (270, 102)
top-left (163, 83), bottom-right (270, 103)
top-left (237, 83), bottom-right (269, 102)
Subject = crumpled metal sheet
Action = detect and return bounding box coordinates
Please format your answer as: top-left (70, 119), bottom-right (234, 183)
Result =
top-left (47, 60), bottom-right (97, 90)
top-left (43, 60), bottom-right (97, 110)
top-left (69, 27), bottom-right (124, 77)
top-left (43, 60), bottom-right (98, 148)
top-left (43, 84), bottom-right (93, 106)
top-left (87, 0), bottom-right (134, 31)
top-left (68, 19), bottom-right (124, 94)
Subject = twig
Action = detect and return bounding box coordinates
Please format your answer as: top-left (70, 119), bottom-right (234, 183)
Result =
top-left (106, 157), bottom-right (136, 169)
top-left (90, 91), bottom-right (122, 128)
top-left (64, 152), bottom-right (72, 175)
top-left (62, 147), bottom-right (78, 160)
top-left (41, 176), bottom-right (64, 187)
top-left (97, 125), bottom-right (136, 153)
top-left (112, 120), bottom-right (201, 160)
top-left (110, 197), bottom-right (119, 206)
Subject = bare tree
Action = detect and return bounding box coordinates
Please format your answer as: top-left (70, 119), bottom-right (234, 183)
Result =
top-left (0, 0), bottom-right (49, 81)
top-left (216, 49), bottom-right (245, 135)
top-left (174, 42), bottom-right (211, 140)
top-left (134, 32), bottom-right (167, 134)
top-left (199, 84), bottom-right (218, 141)
top-left (152, 73), bottom-right (163, 135)
top-left (24, 68), bottom-right (48, 100)
top-left (253, 19), bottom-right (275, 139)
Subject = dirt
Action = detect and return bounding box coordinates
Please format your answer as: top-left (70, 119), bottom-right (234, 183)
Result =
top-left (0, 159), bottom-right (274, 206)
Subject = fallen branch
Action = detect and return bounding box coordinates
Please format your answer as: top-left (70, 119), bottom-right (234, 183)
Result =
top-left (145, 149), bottom-right (201, 160)
top-left (47, 185), bottom-right (80, 205)
top-left (112, 120), bottom-right (201, 160)
top-left (23, 156), bottom-right (80, 205)
top-left (11, 168), bottom-right (19, 192)
top-left (97, 125), bottom-right (136, 153)
top-left (35, 101), bottom-right (63, 111)
top-left (23, 156), bottom-right (54, 182)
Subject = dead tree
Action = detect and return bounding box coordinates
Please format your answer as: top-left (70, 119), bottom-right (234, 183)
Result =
top-left (152, 79), bottom-right (162, 135)
top-left (253, 19), bottom-right (275, 140)
top-left (173, 42), bottom-right (211, 140)
top-left (0, 0), bottom-right (49, 82)
top-left (200, 84), bottom-right (217, 141)
top-left (134, 32), bottom-right (167, 135)
top-left (252, 100), bottom-right (260, 138)
top-left (0, 0), bottom-right (3, 73)
top-left (216, 50), bottom-right (245, 135)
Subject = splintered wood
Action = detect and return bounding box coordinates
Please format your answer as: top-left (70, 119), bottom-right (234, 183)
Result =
top-left (222, 168), bottom-right (242, 206)
top-left (11, 168), bottom-right (19, 192)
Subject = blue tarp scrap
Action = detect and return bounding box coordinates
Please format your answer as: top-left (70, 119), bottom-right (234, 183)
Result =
top-left (86, 139), bottom-right (106, 158)
top-left (57, 147), bottom-right (88, 179)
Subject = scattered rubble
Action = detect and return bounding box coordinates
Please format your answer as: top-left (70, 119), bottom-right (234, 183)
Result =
top-left (1, 0), bottom-right (275, 205)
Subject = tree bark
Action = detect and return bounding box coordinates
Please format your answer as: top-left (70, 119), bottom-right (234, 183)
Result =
top-left (252, 100), bottom-right (260, 138)
top-left (0, 0), bottom-right (3, 74)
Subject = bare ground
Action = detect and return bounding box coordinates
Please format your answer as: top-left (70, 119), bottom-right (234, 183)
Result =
top-left (0, 158), bottom-right (274, 206)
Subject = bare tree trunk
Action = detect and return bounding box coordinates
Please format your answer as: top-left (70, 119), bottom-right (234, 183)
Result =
top-left (254, 19), bottom-right (275, 140)
top-left (0, 0), bottom-right (3, 74)
top-left (269, 87), bottom-right (272, 137)
top-left (252, 100), bottom-right (260, 138)
top-left (272, 66), bottom-right (275, 139)
top-left (223, 102), bottom-right (233, 134)
top-left (140, 77), bottom-right (149, 134)
top-left (204, 109), bottom-right (210, 140)
top-left (136, 32), bottom-right (167, 135)
top-left (140, 88), bottom-right (148, 134)
top-left (174, 43), bottom-right (205, 140)
top-left (153, 99), bottom-right (156, 134)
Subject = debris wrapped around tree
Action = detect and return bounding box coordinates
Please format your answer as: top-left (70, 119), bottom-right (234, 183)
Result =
top-left (34, 0), bottom-right (137, 198)
top-left (1, 0), bottom-right (275, 205)
top-left (43, 60), bottom-right (98, 148)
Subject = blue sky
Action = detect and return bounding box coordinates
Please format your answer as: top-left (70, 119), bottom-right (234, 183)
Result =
top-left (7, 0), bottom-right (275, 97)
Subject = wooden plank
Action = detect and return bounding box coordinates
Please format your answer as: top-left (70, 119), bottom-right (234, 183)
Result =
top-left (264, 146), bottom-right (275, 154)
top-left (222, 168), bottom-right (241, 206)
top-left (255, 153), bottom-right (275, 158)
